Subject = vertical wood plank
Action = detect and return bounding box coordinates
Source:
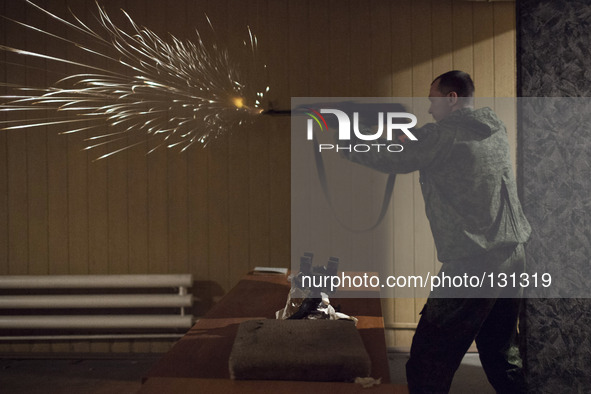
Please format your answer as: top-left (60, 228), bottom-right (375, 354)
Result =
top-left (410, 0), bottom-right (434, 344)
top-left (306, 0), bottom-right (333, 263)
top-left (105, 2), bottom-right (132, 355)
top-left (452, 0), bottom-right (474, 74)
top-left (244, 0), bottom-right (266, 276)
top-left (493, 3), bottom-right (516, 98)
top-left (145, 0), bottom-right (169, 277)
top-left (349, 0), bottom-right (371, 96)
top-left (267, 0), bottom-right (290, 269)
top-left (26, 0), bottom-right (49, 277)
top-left (370, 0), bottom-right (392, 96)
top-left (165, 0), bottom-right (189, 276)
top-left (125, 0), bottom-right (149, 277)
top-left (473, 2), bottom-right (495, 97)
top-left (186, 0), bottom-right (211, 315)
top-left (143, 0), bottom-right (174, 354)
top-left (106, 2), bottom-right (129, 274)
top-left (24, 0), bottom-right (50, 354)
top-left (6, 0), bottom-right (29, 279)
top-left (226, 0), bottom-right (252, 282)
top-left (287, 1), bottom-right (310, 269)
top-left (247, 0), bottom-right (270, 275)
top-left (66, 0), bottom-right (89, 278)
top-left (385, 0), bottom-right (413, 348)
top-left (46, 0), bottom-right (70, 277)
top-left (65, 0), bottom-right (102, 353)
top-left (390, 0), bottom-right (413, 97)
top-left (43, 0), bottom-right (71, 360)
top-left (431, 0), bottom-right (453, 79)
top-left (87, 0), bottom-right (109, 278)
top-left (327, 0), bottom-right (354, 274)
top-left (2, 0), bottom-right (28, 354)
top-left (0, 0), bottom-right (9, 276)
top-left (206, 0), bottom-right (231, 294)
top-left (493, 3), bottom-right (517, 169)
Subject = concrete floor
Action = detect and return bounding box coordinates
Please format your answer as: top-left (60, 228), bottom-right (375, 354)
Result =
top-left (0, 352), bottom-right (494, 393)
top-left (388, 352), bottom-right (495, 394)
top-left (0, 357), bottom-right (155, 394)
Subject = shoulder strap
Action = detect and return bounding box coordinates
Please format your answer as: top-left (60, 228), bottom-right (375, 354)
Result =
top-left (312, 133), bottom-right (395, 233)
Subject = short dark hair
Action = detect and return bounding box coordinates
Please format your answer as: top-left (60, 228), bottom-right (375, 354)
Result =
top-left (432, 70), bottom-right (475, 98)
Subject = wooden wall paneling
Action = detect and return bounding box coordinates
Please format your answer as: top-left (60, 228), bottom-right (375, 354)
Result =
top-left (106, 1), bottom-right (130, 278)
top-left (306, 0), bottom-right (330, 266)
top-left (391, 172), bottom-right (415, 350)
top-left (428, 0), bottom-right (452, 306)
top-left (266, 0), bottom-right (289, 109)
top-left (387, 0), bottom-right (413, 348)
top-left (46, 0), bottom-right (70, 277)
top-left (493, 3), bottom-right (515, 98)
top-left (0, 0), bottom-right (8, 277)
top-left (87, 1), bottom-right (109, 278)
top-left (451, 1), bottom-right (474, 75)
top-left (472, 2), bottom-right (495, 97)
top-left (105, 0), bottom-right (132, 358)
top-left (328, 0), bottom-right (350, 98)
top-left (124, 0), bottom-right (152, 355)
top-left (227, 0), bottom-right (253, 284)
top-left (268, 114), bottom-right (290, 269)
top-left (410, 0), bottom-right (434, 342)
top-left (145, 0), bottom-right (169, 278)
top-left (86, 80), bottom-right (108, 279)
top-left (65, 1), bottom-right (89, 279)
top-left (125, 0), bottom-right (149, 278)
top-left (124, 0), bottom-right (153, 344)
top-left (43, 0), bottom-right (70, 361)
top-left (185, 0), bottom-right (211, 316)
top-left (287, 1), bottom-right (310, 267)
top-left (368, 0), bottom-right (393, 292)
top-left (205, 0), bottom-right (231, 295)
top-left (345, 0), bottom-right (368, 275)
top-left (327, 0), bottom-right (354, 274)
top-left (349, 1), bottom-right (372, 97)
top-left (493, 3), bottom-right (517, 170)
top-left (24, 0), bottom-right (50, 354)
top-left (87, 149), bottom-right (108, 275)
top-left (66, 1), bottom-right (99, 354)
top-left (5, 1), bottom-right (28, 278)
top-left (246, 0), bottom-right (271, 275)
top-left (266, 0), bottom-right (290, 269)
top-left (165, 0), bottom-right (189, 277)
top-left (306, 1), bottom-right (334, 262)
top-left (0, 0), bottom-right (11, 354)
top-left (287, 1), bottom-right (309, 98)
top-left (370, 0), bottom-right (392, 97)
top-left (389, 0), bottom-right (412, 97)
top-left (26, 0), bottom-right (49, 278)
top-left (6, 2), bottom-right (31, 361)
top-left (431, 1), bottom-right (454, 79)
top-left (144, 0), bottom-right (177, 354)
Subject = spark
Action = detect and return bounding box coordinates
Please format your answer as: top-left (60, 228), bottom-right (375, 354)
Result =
top-left (0, 1), bottom-right (269, 160)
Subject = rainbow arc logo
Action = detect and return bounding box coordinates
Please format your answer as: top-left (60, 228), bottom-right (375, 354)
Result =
top-left (305, 108), bottom-right (328, 136)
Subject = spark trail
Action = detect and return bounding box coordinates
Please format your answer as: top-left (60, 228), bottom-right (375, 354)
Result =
top-left (0, 1), bottom-right (269, 160)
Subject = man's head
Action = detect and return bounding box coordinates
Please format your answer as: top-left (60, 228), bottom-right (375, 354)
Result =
top-left (428, 70), bottom-right (475, 122)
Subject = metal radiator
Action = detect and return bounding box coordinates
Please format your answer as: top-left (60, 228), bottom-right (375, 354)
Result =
top-left (0, 274), bottom-right (193, 340)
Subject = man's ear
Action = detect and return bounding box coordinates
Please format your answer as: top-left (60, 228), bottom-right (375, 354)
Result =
top-left (447, 91), bottom-right (458, 107)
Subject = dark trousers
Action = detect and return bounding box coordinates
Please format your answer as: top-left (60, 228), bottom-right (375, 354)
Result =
top-left (406, 244), bottom-right (527, 394)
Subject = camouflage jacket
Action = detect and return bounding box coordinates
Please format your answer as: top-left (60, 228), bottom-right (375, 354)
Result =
top-left (342, 107), bottom-right (531, 262)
